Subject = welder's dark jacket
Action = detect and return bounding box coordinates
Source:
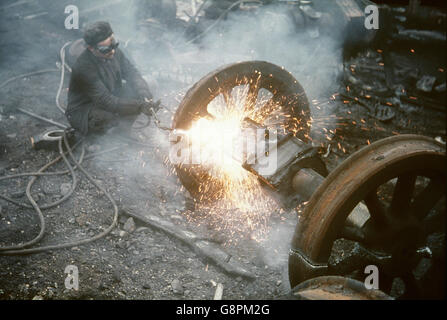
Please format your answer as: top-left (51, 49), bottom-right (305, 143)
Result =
top-left (66, 48), bottom-right (152, 135)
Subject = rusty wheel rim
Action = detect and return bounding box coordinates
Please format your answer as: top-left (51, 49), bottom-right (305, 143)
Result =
top-left (171, 61), bottom-right (310, 202)
top-left (289, 134), bottom-right (446, 299)
top-left (291, 276), bottom-right (393, 300)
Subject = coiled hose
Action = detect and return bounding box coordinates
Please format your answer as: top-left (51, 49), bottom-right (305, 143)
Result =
top-left (0, 41), bottom-right (120, 255)
top-left (0, 133), bottom-right (118, 255)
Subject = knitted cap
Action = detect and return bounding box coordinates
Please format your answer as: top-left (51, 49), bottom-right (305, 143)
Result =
top-left (83, 21), bottom-right (113, 46)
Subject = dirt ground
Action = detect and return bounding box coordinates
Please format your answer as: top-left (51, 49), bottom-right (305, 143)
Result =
top-left (0, 0), bottom-right (445, 300)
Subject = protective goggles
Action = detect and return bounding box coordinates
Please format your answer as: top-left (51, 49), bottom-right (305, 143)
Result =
top-left (96, 38), bottom-right (119, 55)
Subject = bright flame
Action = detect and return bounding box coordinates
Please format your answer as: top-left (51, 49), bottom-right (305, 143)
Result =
top-left (187, 116), bottom-right (243, 172)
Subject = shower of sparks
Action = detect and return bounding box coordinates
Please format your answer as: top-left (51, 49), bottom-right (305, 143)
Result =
top-left (173, 80), bottom-right (305, 244)
top-left (164, 71), bottom-right (402, 244)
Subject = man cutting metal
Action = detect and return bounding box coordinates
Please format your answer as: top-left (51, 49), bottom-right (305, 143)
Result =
top-left (65, 21), bottom-right (160, 136)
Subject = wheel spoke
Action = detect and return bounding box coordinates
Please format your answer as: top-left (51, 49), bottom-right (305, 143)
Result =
top-left (222, 88), bottom-right (233, 107)
top-left (244, 84), bottom-right (259, 111)
top-left (411, 177), bottom-right (445, 220)
top-left (340, 225), bottom-right (365, 242)
top-left (389, 174), bottom-right (416, 217)
top-left (378, 273), bottom-right (394, 294)
top-left (364, 190), bottom-right (388, 226)
top-left (257, 97), bottom-right (274, 113)
top-left (400, 272), bottom-right (421, 299)
top-left (423, 210), bottom-right (446, 235)
top-left (255, 97), bottom-right (282, 128)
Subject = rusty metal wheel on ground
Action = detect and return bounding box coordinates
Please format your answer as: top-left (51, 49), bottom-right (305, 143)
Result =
top-left (172, 61), bottom-right (310, 202)
top-left (289, 134), bottom-right (446, 299)
top-left (289, 276), bottom-right (393, 300)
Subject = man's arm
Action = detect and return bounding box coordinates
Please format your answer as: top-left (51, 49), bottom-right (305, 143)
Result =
top-left (119, 50), bottom-right (153, 100)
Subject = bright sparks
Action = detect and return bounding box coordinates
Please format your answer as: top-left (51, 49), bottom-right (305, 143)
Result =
top-left (177, 83), bottom-right (291, 244)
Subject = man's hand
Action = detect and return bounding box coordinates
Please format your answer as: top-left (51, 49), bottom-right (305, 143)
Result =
top-left (140, 98), bottom-right (161, 116)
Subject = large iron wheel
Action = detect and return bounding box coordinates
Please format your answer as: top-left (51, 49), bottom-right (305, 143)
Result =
top-left (289, 134), bottom-right (446, 299)
top-left (172, 61), bottom-right (310, 202)
top-left (289, 276), bottom-right (393, 300)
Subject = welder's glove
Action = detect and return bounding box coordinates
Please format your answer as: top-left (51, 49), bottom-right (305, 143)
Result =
top-left (139, 98), bottom-right (161, 117)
